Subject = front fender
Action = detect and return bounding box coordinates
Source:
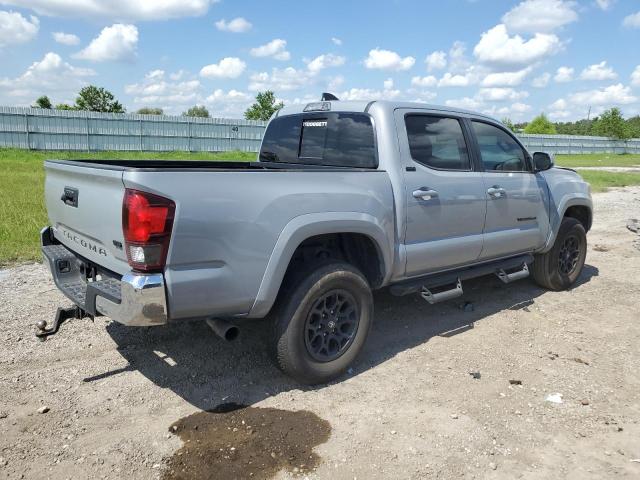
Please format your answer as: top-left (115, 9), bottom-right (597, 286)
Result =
top-left (248, 212), bottom-right (393, 318)
top-left (541, 193), bottom-right (592, 252)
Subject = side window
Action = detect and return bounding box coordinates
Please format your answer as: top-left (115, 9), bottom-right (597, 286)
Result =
top-left (405, 115), bottom-right (471, 171)
top-left (471, 121), bottom-right (529, 172)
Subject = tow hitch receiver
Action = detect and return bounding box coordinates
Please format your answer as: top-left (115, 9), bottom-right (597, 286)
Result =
top-left (35, 306), bottom-right (89, 341)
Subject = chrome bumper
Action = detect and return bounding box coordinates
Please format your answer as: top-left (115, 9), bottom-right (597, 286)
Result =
top-left (41, 227), bottom-right (168, 326)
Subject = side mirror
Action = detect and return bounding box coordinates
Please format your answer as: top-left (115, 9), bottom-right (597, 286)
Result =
top-left (533, 152), bottom-right (554, 172)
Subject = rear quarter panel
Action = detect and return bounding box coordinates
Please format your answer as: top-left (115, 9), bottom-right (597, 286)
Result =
top-left (122, 169), bottom-right (395, 320)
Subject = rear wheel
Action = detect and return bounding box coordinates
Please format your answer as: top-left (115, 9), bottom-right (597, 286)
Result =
top-left (532, 217), bottom-right (587, 291)
top-left (272, 262), bottom-right (373, 385)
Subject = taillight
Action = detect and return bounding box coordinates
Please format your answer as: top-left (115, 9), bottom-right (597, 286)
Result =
top-left (122, 189), bottom-right (175, 272)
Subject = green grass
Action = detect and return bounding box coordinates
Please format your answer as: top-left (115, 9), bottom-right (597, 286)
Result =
top-left (0, 148), bottom-right (255, 266)
top-left (1, 148), bottom-right (640, 266)
top-left (555, 153), bottom-right (640, 168)
top-left (577, 170), bottom-right (640, 193)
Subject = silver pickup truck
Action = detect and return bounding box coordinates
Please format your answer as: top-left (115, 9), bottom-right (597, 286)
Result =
top-left (39, 98), bottom-right (592, 384)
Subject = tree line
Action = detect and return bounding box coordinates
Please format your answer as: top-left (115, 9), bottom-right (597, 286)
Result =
top-left (33, 87), bottom-right (640, 139)
top-left (503, 108), bottom-right (640, 140)
top-left (32, 86), bottom-right (283, 121)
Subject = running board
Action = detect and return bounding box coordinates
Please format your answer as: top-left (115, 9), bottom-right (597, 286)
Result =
top-left (421, 278), bottom-right (463, 304)
top-left (390, 254), bottom-right (534, 297)
top-left (496, 263), bottom-right (529, 284)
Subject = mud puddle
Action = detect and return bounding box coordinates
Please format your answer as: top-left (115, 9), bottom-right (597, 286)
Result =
top-left (163, 403), bottom-right (331, 480)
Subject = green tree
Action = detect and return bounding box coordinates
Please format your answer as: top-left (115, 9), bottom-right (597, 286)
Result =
top-left (136, 107), bottom-right (164, 115)
top-left (33, 96), bottom-right (52, 109)
top-left (244, 91), bottom-right (284, 121)
top-left (627, 116), bottom-right (640, 139)
top-left (55, 103), bottom-right (75, 110)
top-left (592, 108), bottom-right (631, 140)
top-left (182, 105), bottom-right (210, 118)
top-left (524, 113), bottom-right (557, 134)
top-left (501, 118), bottom-right (516, 132)
top-left (74, 85), bottom-right (124, 113)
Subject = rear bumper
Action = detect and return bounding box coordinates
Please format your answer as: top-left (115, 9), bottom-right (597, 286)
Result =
top-left (41, 227), bottom-right (168, 326)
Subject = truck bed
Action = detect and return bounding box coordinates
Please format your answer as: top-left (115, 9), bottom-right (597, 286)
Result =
top-left (44, 158), bottom-right (394, 321)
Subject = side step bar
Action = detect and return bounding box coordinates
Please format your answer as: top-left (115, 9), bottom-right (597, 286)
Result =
top-left (390, 254), bottom-right (533, 298)
top-left (421, 278), bottom-right (463, 304)
top-left (497, 263), bottom-right (529, 284)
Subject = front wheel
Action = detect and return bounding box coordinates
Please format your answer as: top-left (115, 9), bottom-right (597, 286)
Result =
top-left (532, 217), bottom-right (587, 291)
top-left (272, 262), bottom-right (373, 385)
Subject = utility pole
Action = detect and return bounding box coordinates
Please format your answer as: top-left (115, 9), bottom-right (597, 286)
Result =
top-left (587, 106), bottom-right (591, 121)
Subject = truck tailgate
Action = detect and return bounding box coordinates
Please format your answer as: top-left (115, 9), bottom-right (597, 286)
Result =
top-left (44, 161), bottom-right (130, 275)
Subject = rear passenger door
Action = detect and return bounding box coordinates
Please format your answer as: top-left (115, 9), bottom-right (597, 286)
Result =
top-left (469, 120), bottom-right (549, 260)
top-left (395, 110), bottom-right (487, 277)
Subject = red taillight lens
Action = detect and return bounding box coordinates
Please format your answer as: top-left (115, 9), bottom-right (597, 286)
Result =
top-left (122, 189), bottom-right (175, 272)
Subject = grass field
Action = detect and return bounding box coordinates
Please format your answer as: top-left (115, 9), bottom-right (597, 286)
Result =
top-left (1, 148), bottom-right (640, 265)
top-left (554, 153), bottom-right (640, 168)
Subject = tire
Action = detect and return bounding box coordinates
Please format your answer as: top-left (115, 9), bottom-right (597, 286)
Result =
top-left (272, 261), bottom-right (374, 385)
top-left (532, 217), bottom-right (587, 291)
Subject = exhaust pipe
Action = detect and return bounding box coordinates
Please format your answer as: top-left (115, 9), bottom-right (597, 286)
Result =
top-left (206, 318), bottom-right (240, 342)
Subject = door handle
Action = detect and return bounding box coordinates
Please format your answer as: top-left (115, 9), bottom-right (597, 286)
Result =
top-left (412, 188), bottom-right (439, 200)
top-left (487, 186), bottom-right (506, 199)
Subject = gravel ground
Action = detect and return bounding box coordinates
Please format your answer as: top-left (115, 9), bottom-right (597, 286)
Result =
top-left (1, 187), bottom-right (639, 480)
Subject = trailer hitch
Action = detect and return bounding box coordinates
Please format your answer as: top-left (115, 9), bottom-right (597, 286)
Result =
top-left (35, 306), bottom-right (89, 341)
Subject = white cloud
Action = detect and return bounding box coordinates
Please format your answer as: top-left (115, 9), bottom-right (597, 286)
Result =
top-left (383, 78), bottom-right (394, 90)
top-left (249, 67), bottom-right (312, 92)
top-left (52, 31), bottom-right (79, 45)
top-left (411, 91), bottom-right (437, 104)
top-left (125, 69), bottom-right (201, 112)
top-left (331, 37), bottom-right (342, 46)
top-left (448, 41), bottom-right (470, 73)
top-left (482, 67), bottom-right (532, 87)
top-left (0, 0), bottom-right (217, 21)
top-left (411, 75), bottom-right (438, 88)
top-left (632, 66), bottom-right (640, 86)
top-left (0, 52), bottom-right (94, 105)
top-left (249, 39), bottom-right (290, 61)
top-left (200, 57), bottom-right (246, 79)
top-left (531, 72), bottom-right (551, 87)
top-left (205, 88), bottom-right (252, 116)
top-left (339, 87), bottom-right (401, 101)
top-left (364, 48), bottom-right (415, 71)
top-left (474, 24), bottom-right (561, 69)
top-left (595, 0), bottom-right (613, 10)
top-left (0, 10), bottom-right (39, 48)
top-left (579, 61), bottom-right (617, 81)
top-left (568, 83), bottom-right (637, 105)
top-left (215, 17), bottom-right (252, 33)
top-left (554, 66), bottom-right (574, 82)
top-left (425, 51), bottom-right (447, 71)
top-left (549, 98), bottom-right (568, 110)
top-left (482, 102), bottom-right (532, 118)
top-left (306, 53), bottom-right (346, 73)
top-left (205, 89), bottom-right (250, 103)
top-left (502, 0), bottom-right (578, 33)
top-left (73, 24), bottom-right (137, 62)
top-left (327, 75), bottom-right (344, 91)
top-left (623, 12), bottom-right (640, 28)
top-left (438, 72), bottom-right (473, 87)
top-left (445, 97), bottom-right (484, 110)
top-left (477, 87), bottom-right (529, 102)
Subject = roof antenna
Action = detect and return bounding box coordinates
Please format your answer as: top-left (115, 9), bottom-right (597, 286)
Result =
top-left (321, 92), bottom-right (339, 101)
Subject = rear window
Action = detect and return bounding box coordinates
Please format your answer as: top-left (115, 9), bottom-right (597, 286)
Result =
top-left (259, 113), bottom-right (377, 168)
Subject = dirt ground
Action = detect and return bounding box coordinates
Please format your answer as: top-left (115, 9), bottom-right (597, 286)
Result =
top-left (1, 187), bottom-right (639, 480)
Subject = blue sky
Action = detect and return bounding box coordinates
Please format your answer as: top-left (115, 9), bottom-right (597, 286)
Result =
top-left (1, 0), bottom-right (639, 121)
